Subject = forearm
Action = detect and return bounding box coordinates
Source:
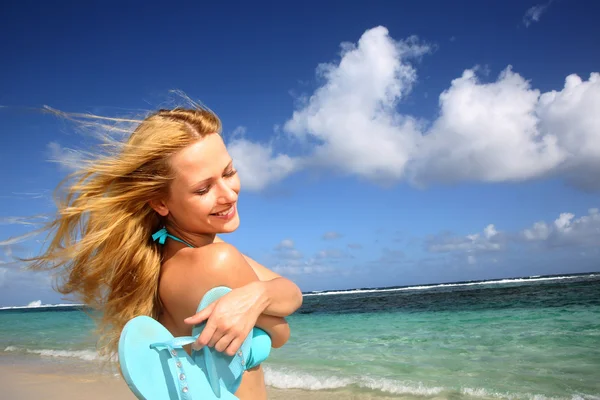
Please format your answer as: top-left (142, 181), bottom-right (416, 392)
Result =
top-left (255, 314), bottom-right (290, 348)
top-left (252, 278), bottom-right (303, 318)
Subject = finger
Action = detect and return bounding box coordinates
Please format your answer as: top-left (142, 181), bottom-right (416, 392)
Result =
top-left (184, 302), bottom-right (216, 325)
top-left (224, 337), bottom-right (243, 357)
top-left (214, 333), bottom-right (235, 353)
top-left (208, 328), bottom-right (226, 348)
top-left (194, 322), bottom-right (217, 350)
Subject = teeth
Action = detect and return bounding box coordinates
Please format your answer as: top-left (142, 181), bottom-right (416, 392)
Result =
top-left (214, 206), bottom-right (233, 216)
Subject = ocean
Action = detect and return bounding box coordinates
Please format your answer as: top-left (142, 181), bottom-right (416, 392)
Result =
top-left (1, 273), bottom-right (599, 399)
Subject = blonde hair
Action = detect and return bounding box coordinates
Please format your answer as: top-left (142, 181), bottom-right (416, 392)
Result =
top-left (27, 105), bottom-right (221, 361)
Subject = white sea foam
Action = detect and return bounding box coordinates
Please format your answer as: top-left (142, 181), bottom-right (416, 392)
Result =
top-left (264, 367), bottom-right (352, 390)
top-left (0, 303), bottom-right (83, 310)
top-left (264, 366), bottom-right (444, 395)
top-left (2, 346), bottom-right (102, 362)
top-left (303, 274), bottom-right (598, 297)
top-left (264, 367), bottom-right (599, 399)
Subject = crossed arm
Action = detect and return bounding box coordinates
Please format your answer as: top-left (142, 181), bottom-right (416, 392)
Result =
top-left (181, 238), bottom-right (303, 354)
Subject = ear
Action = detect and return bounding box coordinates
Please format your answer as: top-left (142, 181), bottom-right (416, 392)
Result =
top-left (149, 198), bottom-right (169, 217)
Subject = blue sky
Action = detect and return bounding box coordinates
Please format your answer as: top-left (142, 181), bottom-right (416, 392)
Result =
top-left (1, 0), bottom-right (599, 306)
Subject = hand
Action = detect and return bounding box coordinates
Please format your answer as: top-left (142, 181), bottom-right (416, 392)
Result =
top-left (184, 282), bottom-right (268, 356)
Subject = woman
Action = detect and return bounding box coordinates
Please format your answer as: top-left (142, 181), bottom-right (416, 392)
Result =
top-left (28, 105), bottom-right (303, 399)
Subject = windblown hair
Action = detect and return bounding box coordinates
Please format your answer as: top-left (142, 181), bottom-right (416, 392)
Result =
top-left (27, 105), bottom-right (221, 361)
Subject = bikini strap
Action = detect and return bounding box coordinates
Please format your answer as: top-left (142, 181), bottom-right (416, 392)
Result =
top-left (152, 228), bottom-right (195, 248)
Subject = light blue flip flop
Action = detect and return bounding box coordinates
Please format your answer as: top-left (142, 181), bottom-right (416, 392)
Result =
top-left (118, 314), bottom-right (238, 400)
top-left (118, 287), bottom-right (274, 399)
top-left (191, 286), bottom-right (273, 397)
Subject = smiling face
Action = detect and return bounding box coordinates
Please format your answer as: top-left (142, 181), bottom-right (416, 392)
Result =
top-left (152, 133), bottom-right (241, 237)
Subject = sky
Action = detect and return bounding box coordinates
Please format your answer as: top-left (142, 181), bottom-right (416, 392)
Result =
top-left (1, 0), bottom-right (599, 306)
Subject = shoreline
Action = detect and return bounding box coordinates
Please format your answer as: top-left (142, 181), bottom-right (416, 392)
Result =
top-left (0, 354), bottom-right (403, 400)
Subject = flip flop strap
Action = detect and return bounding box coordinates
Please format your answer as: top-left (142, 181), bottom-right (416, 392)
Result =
top-left (150, 337), bottom-right (199, 400)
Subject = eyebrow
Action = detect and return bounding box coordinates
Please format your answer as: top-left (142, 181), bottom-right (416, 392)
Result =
top-left (190, 160), bottom-right (233, 189)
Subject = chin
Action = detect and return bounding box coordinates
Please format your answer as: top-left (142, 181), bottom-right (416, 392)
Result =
top-left (220, 217), bottom-right (240, 233)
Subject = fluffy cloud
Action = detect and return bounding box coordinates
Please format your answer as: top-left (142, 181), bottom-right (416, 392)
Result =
top-left (230, 26), bottom-right (600, 192)
top-left (415, 68), bottom-right (600, 190)
top-left (227, 136), bottom-right (299, 192)
top-left (283, 27), bottom-right (429, 183)
top-left (410, 67), bottom-right (566, 186)
top-left (521, 208), bottom-right (600, 248)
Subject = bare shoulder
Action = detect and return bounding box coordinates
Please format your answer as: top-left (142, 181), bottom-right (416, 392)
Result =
top-left (158, 243), bottom-right (259, 333)
top-left (193, 243), bottom-right (246, 271)
top-left (178, 242), bottom-right (257, 288)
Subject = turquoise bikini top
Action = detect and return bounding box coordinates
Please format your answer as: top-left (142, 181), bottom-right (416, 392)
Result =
top-left (152, 228), bottom-right (195, 248)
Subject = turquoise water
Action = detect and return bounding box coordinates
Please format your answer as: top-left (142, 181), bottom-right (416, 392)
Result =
top-left (1, 273), bottom-right (599, 399)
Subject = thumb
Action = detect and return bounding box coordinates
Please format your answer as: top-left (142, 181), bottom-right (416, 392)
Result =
top-left (184, 302), bottom-right (216, 325)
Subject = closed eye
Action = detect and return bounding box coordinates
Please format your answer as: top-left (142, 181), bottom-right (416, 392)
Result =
top-left (195, 169), bottom-right (237, 196)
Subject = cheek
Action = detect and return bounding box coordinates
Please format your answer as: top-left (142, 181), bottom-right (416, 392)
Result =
top-left (195, 196), bottom-right (216, 215)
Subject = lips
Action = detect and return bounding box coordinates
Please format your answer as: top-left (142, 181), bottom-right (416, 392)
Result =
top-left (210, 204), bottom-right (236, 220)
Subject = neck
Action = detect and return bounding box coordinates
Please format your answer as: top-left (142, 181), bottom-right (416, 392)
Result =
top-left (164, 222), bottom-right (216, 248)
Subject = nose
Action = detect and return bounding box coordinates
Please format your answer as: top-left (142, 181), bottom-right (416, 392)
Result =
top-left (215, 178), bottom-right (238, 204)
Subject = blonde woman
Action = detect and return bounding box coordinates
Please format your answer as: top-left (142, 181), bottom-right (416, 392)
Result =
top-left (28, 106), bottom-right (303, 399)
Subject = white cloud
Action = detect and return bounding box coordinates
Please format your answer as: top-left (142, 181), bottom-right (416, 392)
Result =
top-left (227, 137), bottom-right (299, 191)
top-left (226, 26), bottom-right (600, 192)
top-left (410, 67), bottom-right (566, 186)
top-left (427, 224), bottom-right (504, 253)
top-left (523, 2), bottom-right (552, 27)
top-left (521, 208), bottom-right (600, 247)
top-left (284, 27), bottom-right (429, 183)
top-left (536, 74), bottom-right (600, 190)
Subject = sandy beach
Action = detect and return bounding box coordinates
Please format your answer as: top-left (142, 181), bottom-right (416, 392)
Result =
top-left (0, 354), bottom-right (402, 400)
